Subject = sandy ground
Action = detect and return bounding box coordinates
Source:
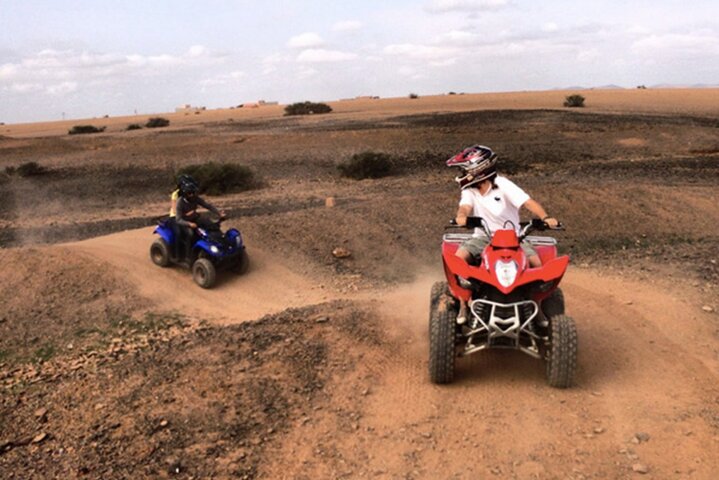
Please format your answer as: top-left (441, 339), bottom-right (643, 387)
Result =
top-left (1, 89), bottom-right (718, 478)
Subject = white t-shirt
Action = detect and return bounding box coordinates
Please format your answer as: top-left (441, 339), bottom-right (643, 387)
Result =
top-left (459, 176), bottom-right (530, 236)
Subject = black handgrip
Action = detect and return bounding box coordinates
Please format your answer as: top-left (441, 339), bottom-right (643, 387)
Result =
top-left (465, 217), bottom-right (484, 229)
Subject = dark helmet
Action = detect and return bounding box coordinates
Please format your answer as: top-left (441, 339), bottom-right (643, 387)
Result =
top-left (446, 144), bottom-right (497, 189)
top-left (178, 174), bottom-right (199, 197)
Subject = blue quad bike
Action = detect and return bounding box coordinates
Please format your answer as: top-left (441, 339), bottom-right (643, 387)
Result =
top-left (149, 214), bottom-right (249, 288)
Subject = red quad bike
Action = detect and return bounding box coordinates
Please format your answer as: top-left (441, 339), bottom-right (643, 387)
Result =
top-left (429, 217), bottom-right (577, 388)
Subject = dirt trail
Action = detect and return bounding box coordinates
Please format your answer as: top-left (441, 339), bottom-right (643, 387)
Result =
top-left (68, 231), bottom-right (719, 478)
top-left (68, 227), bottom-right (333, 324)
top-left (265, 269), bottom-right (719, 479)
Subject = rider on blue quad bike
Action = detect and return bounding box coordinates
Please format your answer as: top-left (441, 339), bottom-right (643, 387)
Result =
top-left (174, 175), bottom-right (225, 262)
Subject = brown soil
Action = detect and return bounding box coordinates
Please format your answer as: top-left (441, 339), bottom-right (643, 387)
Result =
top-left (1, 90), bottom-right (718, 479)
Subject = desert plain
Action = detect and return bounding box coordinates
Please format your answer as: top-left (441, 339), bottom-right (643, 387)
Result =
top-left (1, 88), bottom-right (718, 479)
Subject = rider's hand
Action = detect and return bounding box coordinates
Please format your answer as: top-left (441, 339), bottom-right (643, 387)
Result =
top-left (189, 222), bottom-right (198, 229)
top-left (219, 210), bottom-right (226, 219)
top-left (455, 216), bottom-right (467, 227)
top-left (543, 217), bottom-right (559, 229)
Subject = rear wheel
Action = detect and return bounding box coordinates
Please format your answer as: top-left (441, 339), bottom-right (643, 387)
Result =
top-left (429, 286), bottom-right (457, 384)
top-left (542, 288), bottom-right (565, 318)
top-left (546, 314), bottom-right (578, 388)
top-left (192, 258), bottom-right (216, 289)
top-left (150, 239), bottom-right (170, 267)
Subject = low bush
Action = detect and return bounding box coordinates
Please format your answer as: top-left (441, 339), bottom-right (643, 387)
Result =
top-left (338, 151), bottom-right (394, 180)
top-left (409, 93), bottom-right (419, 99)
top-left (9, 162), bottom-right (46, 177)
top-left (126, 123), bottom-right (143, 131)
top-left (284, 101), bottom-right (332, 116)
top-left (563, 94), bottom-right (585, 108)
top-left (68, 125), bottom-right (106, 135)
top-left (177, 162), bottom-right (257, 195)
top-left (146, 117), bottom-right (170, 128)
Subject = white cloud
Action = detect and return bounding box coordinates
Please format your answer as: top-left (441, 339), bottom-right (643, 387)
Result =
top-left (425, 0), bottom-right (510, 13)
top-left (577, 49), bottom-right (600, 63)
top-left (541, 22), bottom-right (559, 33)
top-left (0, 47), bottom-right (226, 98)
top-left (429, 58), bottom-right (457, 67)
top-left (287, 32), bottom-right (324, 49)
top-left (332, 20), bottom-right (363, 32)
top-left (433, 30), bottom-right (481, 46)
top-left (9, 82), bottom-right (43, 93)
top-left (200, 70), bottom-right (246, 87)
top-left (297, 66), bottom-right (319, 79)
top-left (384, 43), bottom-right (456, 60)
top-left (632, 32), bottom-right (719, 55)
top-left (187, 45), bottom-right (209, 58)
top-left (627, 25), bottom-right (650, 35)
top-left (46, 81), bottom-right (78, 95)
top-left (0, 63), bottom-right (18, 80)
top-left (297, 48), bottom-right (357, 62)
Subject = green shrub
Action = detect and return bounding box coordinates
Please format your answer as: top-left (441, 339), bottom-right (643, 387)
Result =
top-left (338, 151), bottom-right (394, 180)
top-left (126, 123), bottom-right (143, 131)
top-left (284, 101), bottom-right (332, 116)
top-left (15, 162), bottom-right (46, 177)
top-left (68, 125), bottom-right (106, 135)
top-left (177, 162), bottom-right (257, 195)
top-left (563, 94), bottom-right (585, 108)
top-left (146, 117), bottom-right (170, 128)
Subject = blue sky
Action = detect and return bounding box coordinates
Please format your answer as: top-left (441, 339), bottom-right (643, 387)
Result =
top-left (1, 0), bottom-right (718, 123)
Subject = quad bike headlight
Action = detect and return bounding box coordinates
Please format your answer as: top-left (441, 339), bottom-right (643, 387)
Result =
top-left (210, 245), bottom-right (220, 254)
top-left (495, 259), bottom-right (518, 288)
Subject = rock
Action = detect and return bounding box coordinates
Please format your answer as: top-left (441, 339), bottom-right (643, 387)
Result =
top-left (32, 432), bottom-right (48, 444)
top-left (325, 197), bottom-right (336, 208)
top-left (166, 457), bottom-right (182, 475)
top-left (632, 463), bottom-right (649, 474)
top-left (314, 316), bottom-right (329, 324)
top-left (594, 427), bottom-right (605, 434)
top-left (160, 420), bottom-right (169, 428)
top-left (702, 305), bottom-right (714, 313)
top-left (634, 432), bottom-right (650, 443)
top-left (34, 408), bottom-right (48, 421)
top-left (332, 247), bottom-right (351, 259)
top-left (420, 431), bottom-right (432, 439)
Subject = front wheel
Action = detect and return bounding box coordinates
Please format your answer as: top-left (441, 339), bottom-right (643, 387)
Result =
top-left (234, 249), bottom-right (250, 275)
top-left (192, 258), bottom-right (216, 289)
top-left (150, 239), bottom-right (170, 267)
top-left (545, 314), bottom-right (578, 388)
top-left (429, 292), bottom-right (457, 384)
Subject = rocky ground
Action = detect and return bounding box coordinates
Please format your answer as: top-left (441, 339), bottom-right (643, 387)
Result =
top-left (1, 95), bottom-right (718, 478)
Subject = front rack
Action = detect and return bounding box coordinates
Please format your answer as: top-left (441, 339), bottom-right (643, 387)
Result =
top-left (461, 298), bottom-right (542, 359)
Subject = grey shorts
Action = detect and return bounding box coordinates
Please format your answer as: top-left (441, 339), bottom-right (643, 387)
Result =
top-left (460, 236), bottom-right (538, 259)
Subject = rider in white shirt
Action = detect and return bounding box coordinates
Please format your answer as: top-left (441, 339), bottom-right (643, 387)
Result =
top-left (447, 145), bottom-right (559, 323)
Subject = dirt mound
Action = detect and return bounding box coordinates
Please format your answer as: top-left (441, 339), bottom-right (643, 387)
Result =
top-left (0, 301), bottom-right (384, 479)
top-left (0, 246), bottom-right (147, 364)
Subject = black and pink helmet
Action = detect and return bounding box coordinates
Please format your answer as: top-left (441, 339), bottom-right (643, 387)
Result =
top-left (446, 144), bottom-right (497, 189)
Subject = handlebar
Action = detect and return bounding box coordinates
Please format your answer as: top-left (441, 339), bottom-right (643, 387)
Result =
top-left (447, 217), bottom-right (565, 239)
